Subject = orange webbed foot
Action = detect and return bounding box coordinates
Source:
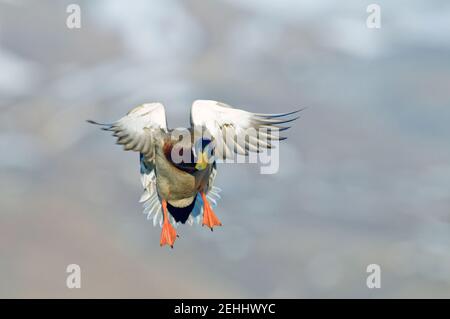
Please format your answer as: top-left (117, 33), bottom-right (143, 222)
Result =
top-left (160, 200), bottom-right (177, 248)
top-left (201, 192), bottom-right (222, 231)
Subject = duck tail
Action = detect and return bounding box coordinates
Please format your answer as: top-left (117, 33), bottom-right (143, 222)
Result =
top-left (166, 199), bottom-right (197, 224)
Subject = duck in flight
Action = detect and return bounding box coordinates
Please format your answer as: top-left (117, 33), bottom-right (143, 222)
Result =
top-left (88, 100), bottom-right (300, 248)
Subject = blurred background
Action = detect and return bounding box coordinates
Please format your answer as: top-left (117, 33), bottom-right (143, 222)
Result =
top-left (1, 0), bottom-right (449, 298)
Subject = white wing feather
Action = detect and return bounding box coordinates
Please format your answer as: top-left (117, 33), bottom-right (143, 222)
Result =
top-left (88, 102), bottom-right (167, 159)
top-left (190, 100), bottom-right (299, 160)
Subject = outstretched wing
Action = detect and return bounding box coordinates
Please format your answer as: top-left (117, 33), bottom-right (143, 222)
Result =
top-left (88, 102), bottom-right (167, 160)
top-left (190, 100), bottom-right (300, 159)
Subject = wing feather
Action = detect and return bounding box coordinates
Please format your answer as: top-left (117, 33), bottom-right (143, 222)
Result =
top-left (88, 102), bottom-right (167, 159)
top-left (190, 100), bottom-right (300, 160)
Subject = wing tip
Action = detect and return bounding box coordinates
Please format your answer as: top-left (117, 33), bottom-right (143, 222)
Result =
top-left (255, 107), bottom-right (307, 119)
top-left (86, 119), bottom-right (100, 125)
top-left (86, 119), bottom-right (113, 127)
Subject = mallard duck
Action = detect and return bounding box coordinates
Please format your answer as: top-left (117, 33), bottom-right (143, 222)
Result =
top-left (88, 100), bottom-right (299, 248)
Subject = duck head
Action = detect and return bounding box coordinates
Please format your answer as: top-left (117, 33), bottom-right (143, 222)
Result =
top-left (163, 134), bottom-right (214, 173)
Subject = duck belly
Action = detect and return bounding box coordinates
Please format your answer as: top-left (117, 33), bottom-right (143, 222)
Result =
top-left (155, 152), bottom-right (197, 207)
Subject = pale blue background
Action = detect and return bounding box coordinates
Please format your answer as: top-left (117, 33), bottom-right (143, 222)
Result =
top-left (0, 0), bottom-right (449, 298)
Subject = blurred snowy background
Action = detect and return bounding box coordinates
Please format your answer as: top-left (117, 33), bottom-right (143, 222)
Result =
top-left (0, 0), bottom-right (449, 298)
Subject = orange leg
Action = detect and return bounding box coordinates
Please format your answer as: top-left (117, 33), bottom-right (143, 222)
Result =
top-left (160, 199), bottom-right (177, 248)
top-left (201, 192), bottom-right (222, 231)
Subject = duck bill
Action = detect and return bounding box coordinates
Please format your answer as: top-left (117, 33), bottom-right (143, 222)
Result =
top-left (195, 152), bottom-right (209, 170)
